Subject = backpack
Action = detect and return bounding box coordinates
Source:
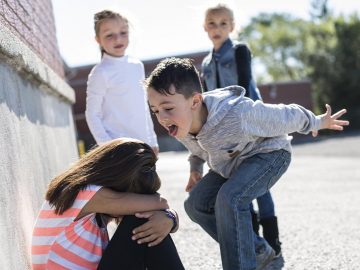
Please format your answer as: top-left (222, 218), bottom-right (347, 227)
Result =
top-left (202, 43), bottom-right (254, 96)
top-left (234, 43), bottom-right (252, 97)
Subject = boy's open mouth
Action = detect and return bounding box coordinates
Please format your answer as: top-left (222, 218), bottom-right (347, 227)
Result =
top-left (168, 125), bottom-right (178, 137)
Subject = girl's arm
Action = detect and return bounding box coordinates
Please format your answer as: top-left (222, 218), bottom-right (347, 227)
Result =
top-left (85, 68), bottom-right (112, 144)
top-left (144, 96), bottom-right (159, 149)
top-left (140, 62), bottom-right (159, 149)
top-left (78, 188), bottom-right (168, 219)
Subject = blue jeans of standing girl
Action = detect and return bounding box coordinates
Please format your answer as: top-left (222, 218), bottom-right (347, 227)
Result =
top-left (184, 150), bottom-right (291, 270)
top-left (251, 192), bottom-right (275, 219)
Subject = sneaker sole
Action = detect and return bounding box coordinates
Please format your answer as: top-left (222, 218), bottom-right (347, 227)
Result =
top-left (255, 249), bottom-right (275, 270)
top-left (273, 250), bottom-right (282, 259)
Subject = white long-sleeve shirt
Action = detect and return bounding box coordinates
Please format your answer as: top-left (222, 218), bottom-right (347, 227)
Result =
top-left (85, 53), bottom-right (158, 147)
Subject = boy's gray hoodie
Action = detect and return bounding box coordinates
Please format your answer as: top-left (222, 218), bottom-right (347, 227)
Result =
top-left (179, 86), bottom-right (322, 178)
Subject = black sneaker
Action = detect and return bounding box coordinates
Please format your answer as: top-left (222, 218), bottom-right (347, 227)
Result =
top-left (255, 241), bottom-right (275, 270)
top-left (273, 239), bottom-right (282, 258)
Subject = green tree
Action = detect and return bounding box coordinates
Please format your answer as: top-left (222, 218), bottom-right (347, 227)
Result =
top-left (240, 13), bottom-right (311, 83)
top-left (305, 17), bottom-right (337, 111)
top-left (240, 11), bottom-right (359, 129)
top-left (308, 15), bottom-right (360, 127)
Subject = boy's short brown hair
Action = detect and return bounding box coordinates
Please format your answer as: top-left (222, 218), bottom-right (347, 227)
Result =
top-left (145, 57), bottom-right (203, 98)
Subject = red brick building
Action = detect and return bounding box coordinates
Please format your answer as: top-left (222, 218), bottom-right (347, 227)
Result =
top-left (67, 51), bottom-right (313, 151)
top-left (0, 0), bottom-right (64, 77)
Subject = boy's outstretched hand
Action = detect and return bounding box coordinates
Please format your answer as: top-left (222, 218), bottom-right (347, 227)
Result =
top-left (312, 104), bottom-right (349, 137)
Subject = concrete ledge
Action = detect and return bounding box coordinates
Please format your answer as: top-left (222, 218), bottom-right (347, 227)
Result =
top-left (0, 26), bottom-right (75, 104)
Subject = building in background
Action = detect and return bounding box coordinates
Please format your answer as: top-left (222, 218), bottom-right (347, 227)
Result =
top-left (0, 1), bottom-right (78, 269)
top-left (67, 51), bottom-right (208, 151)
top-left (68, 52), bottom-right (313, 152)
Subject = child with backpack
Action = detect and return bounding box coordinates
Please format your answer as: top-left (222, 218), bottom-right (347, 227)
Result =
top-left (201, 3), bottom-right (281, 256)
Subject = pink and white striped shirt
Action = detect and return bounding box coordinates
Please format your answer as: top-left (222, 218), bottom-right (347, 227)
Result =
top-left (31, 185), bottom-right (109, 270)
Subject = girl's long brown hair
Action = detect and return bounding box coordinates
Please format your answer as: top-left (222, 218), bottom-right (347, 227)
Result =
top-left (46, 138), bottom-right (160, 214)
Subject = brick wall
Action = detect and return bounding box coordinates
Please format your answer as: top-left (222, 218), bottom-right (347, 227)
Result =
top-left (0, 0), bottom-right (64, 77)
top-left (259, 81), bottom-right (313, 110)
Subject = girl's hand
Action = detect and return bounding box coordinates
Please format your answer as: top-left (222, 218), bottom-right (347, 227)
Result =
top-left (132, 210), bottom-right (173, 247)
top-left (312, 104), bottom-right (349, 137)
top-left (185, 171), bottom-right (202, 192)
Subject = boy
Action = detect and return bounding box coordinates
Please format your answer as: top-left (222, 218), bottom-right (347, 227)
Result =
top-left (201, 3), bottom-right (281, 255)
top-left (145, 58), bottom-right (348, 270)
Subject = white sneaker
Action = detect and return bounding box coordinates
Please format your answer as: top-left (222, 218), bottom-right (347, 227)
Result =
top-left (255, 241), bottom-right (275, 270)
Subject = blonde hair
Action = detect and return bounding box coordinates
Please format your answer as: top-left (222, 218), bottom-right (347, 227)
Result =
top-left (205, 3), bottom-right (234, 22)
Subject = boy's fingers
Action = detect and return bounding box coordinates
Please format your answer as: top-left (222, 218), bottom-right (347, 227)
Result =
top-left (325, 104), bottom-right (331, 115)
top-left (331, 125), bottom-right (344, 131)
top-left (312, 130), bottom-right (318, 137)
top-left (333, 120), bottom-right (349, 126)
top-left (185, 178), bottom-right (195, 192)
top-left (336, 126), bottom-right (344, 130)
top-left (332, 109), bottom-right (347, 119)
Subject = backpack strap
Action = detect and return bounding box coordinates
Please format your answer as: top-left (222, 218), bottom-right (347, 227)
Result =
top-left (234, 43), bottom-right (252, 97)
top-left (201, 54), bottom-right (211, 92)
top-left (201, 76), bottom-right (208, 92)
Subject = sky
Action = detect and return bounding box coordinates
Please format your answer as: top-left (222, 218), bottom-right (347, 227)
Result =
top-left (51, 0), bottom-right (360, 68)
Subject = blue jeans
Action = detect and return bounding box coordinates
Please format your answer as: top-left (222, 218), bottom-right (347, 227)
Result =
top-left (250, 191), bottom-right (275, 219)
top-left (184, 150), bottom-right (291, 270)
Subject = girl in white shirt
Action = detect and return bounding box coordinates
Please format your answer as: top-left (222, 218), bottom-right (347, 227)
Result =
top-left (86, 10), bottom-right (159, 154)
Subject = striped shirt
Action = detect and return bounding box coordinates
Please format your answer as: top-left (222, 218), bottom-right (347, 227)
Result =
top-left (31, 185), bottom-right (109, 270)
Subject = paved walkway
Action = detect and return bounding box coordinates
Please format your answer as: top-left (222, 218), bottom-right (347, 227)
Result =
top-left (156, 132), bottom-right (360, 270)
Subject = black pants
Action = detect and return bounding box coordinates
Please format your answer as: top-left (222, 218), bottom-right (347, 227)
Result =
top-left (97, 215), bottom-right (185, 270)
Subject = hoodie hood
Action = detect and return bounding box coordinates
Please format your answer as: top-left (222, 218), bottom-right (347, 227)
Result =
top-left (199, 86), bottom-right (246, 135)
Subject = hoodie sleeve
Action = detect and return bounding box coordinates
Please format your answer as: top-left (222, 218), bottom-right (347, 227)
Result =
top-left (179, 137), bottom-right (207, 174)
top-left (238, 101), bottom-right (322, 137)
top-left (188, 154), bottom-right (205, 174)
